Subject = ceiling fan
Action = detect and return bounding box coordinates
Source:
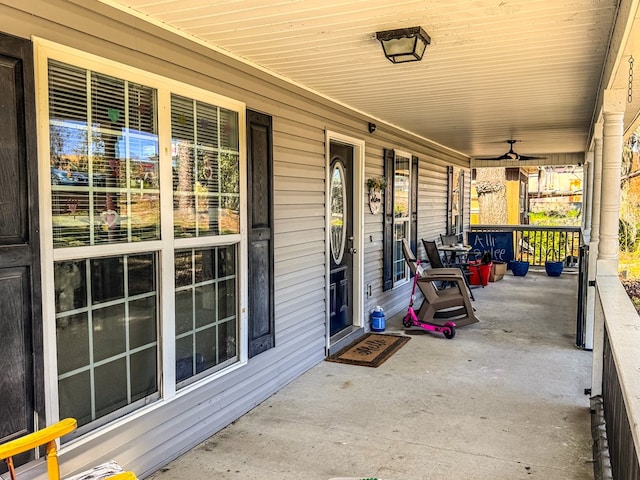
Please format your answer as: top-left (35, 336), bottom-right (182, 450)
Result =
top-left (476, 140), bottom-right (546, 161)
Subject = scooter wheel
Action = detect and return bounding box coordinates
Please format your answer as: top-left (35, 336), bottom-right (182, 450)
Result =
top-left (443, 326), bottom-right (456, 339)
top-left (402, 314), bottom-right (413, 328)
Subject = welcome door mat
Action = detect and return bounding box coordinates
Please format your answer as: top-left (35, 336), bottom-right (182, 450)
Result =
top-left (326, 333), bottom-right (410, 367)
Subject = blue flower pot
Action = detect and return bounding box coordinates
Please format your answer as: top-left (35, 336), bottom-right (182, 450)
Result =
top-left (545, 261), bottom-right (564, 277)
top-left (510, 260), bottom-right (530, 276)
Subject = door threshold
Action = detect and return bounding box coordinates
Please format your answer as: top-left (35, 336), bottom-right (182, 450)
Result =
top-left (328, 326), bottom-right (364, 356)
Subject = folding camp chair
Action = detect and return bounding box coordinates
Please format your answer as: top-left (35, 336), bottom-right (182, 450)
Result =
top-left (0, 419), bottom-right (136, 480)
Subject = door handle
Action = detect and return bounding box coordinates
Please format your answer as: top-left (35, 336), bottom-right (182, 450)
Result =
top-left (349, 247), bottom-right (357, 255)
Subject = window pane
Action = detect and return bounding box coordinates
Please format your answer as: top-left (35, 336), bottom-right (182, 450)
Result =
top-left (55, 253), bottom-right (158, 428)
top-left (175, 250), bottom-right (193, 288)
top-left (54, 261), bottom-right (87, 312)
top-left (175, 246), bottom-right (238, 386)
top-left (94, 358), bottom-right (128, 418)
top-left (58, 372), bottom-right (92, 427)
top-left (172, 95), bottom-right (240, 238)
top-left (129, 297), bottom-right (157, 349)
top-left (128, 254), bottom-right (155, 296)
top-left (49, 60), bottom-right (159, 248)
top-left (93, 304), bottom-right (126, 362)
top-left (195, 326), bottom-right (216, 372)
top-left (56, 313), bottom-right (89, 374)
top-left (91, 256), bottom-right (124, 304)
top-left (394, 155), bottom-right (410, 219)
top-left (130, 347), bottom-right (157, 402)
top-left (218, 319), bottom-right (236, 364)
top-left (195, 284), bottom-right (216, 328)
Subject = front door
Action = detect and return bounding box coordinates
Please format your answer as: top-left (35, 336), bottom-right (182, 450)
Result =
top-left (0, 33), bottom-right (43, 464)
top-left (329, 142), bottom-right (354, 337)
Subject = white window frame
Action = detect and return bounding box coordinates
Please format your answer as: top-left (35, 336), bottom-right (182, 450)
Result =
top-left (34, 38), bottom-right (248, 433)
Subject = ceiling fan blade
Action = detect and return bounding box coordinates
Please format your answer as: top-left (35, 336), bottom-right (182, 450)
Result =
top-left (517, 154), bottom-right (547, 160)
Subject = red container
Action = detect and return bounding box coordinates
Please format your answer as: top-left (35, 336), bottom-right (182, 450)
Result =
top-left (468, 262), bottom-right (492, 286)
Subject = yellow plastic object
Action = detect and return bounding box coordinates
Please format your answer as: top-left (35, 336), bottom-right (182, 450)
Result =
top-left (0, 419), bottom-right (135, 480)
top-left (0, 418), bottom-right (77, 480)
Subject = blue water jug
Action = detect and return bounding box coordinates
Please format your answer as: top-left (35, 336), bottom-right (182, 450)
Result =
top-left (370, 306), bottom-right (386, 332)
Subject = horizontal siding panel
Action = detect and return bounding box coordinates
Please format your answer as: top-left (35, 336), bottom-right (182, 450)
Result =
top-left (275, 289), bottom-right (325, 318)
top-left (275, 253), bottom-right (325, 276)
top-left (275, 190), bottom-right (324, 206)
top-left (275, 239), bottom-right (324, 260)
top-left (275, 176), bottom-right (324, 192)
top-left (275, 204), bottom-right (325, 220)
top-left (275, 217), bottom-right (323, 234)
top-left (275, 229), bottom-right (324, 249)
top-left (275, 161), bottom-right (324, 180)
top-left (276, 266), bottom-right (325, 291)
top-left (276, 302), bottom-right (326, 336)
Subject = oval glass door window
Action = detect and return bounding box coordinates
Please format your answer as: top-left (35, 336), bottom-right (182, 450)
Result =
top-left (330, 162), bottom-right (347, 265)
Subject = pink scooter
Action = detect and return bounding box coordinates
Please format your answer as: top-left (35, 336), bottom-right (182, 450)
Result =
top-left (402, 258), bottom-right (456, 339)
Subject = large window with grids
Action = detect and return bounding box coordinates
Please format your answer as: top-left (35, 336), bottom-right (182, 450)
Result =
top-left (41, 44), bottom-right (245, 434)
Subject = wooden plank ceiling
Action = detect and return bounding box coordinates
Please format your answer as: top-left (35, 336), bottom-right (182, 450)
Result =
top-left (100, 0), bottom-right (625, 159)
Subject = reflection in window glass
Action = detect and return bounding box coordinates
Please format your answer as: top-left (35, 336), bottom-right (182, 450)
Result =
top-left (55, 253), bottom-right (158, 427)
top-left (174, 246), bottom-right (237, 386)
top-left (48, 60), bottom-right (160, 248)
top-left (171, 94), bottom-right (240, 238)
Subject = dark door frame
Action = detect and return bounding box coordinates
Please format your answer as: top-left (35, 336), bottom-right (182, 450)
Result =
top-left (325, 131), bottom-right (364, 353)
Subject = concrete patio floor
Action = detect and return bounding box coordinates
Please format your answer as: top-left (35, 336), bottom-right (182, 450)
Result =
top-left (149, 269), bottom-right (594, 480)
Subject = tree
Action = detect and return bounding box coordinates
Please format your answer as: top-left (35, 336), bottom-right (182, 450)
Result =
top-left (475, 168), bottom-right (508, 224)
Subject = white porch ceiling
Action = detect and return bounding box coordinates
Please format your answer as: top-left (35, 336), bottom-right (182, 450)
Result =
top-left (101, 0), bottom-right (633, 160)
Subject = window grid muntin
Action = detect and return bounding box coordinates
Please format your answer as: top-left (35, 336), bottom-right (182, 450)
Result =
top-left (55, 254), bottom-right (158, 427)
top-left (174, 246), bottom-right (238, 386)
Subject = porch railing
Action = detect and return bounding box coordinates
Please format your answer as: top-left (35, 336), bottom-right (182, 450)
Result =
top-left (597, 276), bottom-right (640, 479)
top-left (468, 224), bottom-right (582, 267)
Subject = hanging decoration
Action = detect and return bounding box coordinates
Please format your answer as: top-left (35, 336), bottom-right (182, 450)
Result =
top-left (367, 177), bottom-right (387, 214)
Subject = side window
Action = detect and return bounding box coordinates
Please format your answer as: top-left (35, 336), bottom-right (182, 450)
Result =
top-left (383, 149), bottom-right (417, 291)
top-left (448, 166), bottom-right (464, 238)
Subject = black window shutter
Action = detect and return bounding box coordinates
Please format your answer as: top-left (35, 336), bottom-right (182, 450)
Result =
top-left (410, 156), bottom-right (419, 255)
top-left (382, 148), bottom-right (394, 291)
top-left (246, 110), bottom-right (275, 358)
top-left (446, 166), bottom-right (453, 235)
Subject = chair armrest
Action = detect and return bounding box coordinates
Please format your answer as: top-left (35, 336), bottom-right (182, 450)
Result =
top-left (421, 268), bottom-right (465, 280)
top-left (0, 419), bottom-right (77, 460)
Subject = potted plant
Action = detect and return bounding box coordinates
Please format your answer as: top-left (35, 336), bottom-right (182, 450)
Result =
top-left (509, 257), bottom-right (530, 276)
top-left (544, 246), bottom-right (564, 277)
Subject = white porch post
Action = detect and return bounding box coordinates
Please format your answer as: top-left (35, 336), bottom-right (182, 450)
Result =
top-left (584, 151), bottom-right (594, 235)
top-left (585, 125), bottom-right (602, 352)
top-left (591, 89), bottom-right (625, 395)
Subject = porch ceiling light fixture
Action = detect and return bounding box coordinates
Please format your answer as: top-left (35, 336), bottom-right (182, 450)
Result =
top-left (376, 26), bottom-right (431, 64)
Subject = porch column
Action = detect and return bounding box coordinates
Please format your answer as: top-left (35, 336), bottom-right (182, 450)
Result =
top-left (585, 125), bottom-right (602, 351)
top-left (591, 88), bottom-right (626, 396)
top-left (598, 88), bottom-right (624, 273)
top-left (584, 151), bottom-right (594, 236)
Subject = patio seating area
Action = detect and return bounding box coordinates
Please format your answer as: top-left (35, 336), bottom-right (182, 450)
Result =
top-left (148, 269), bottom-right (593, 480)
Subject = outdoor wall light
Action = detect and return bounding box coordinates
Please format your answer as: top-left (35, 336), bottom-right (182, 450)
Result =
top-left (368, 122), bottom-right (377, 133)
top-left (376, 26), bottom-right (431, 63)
